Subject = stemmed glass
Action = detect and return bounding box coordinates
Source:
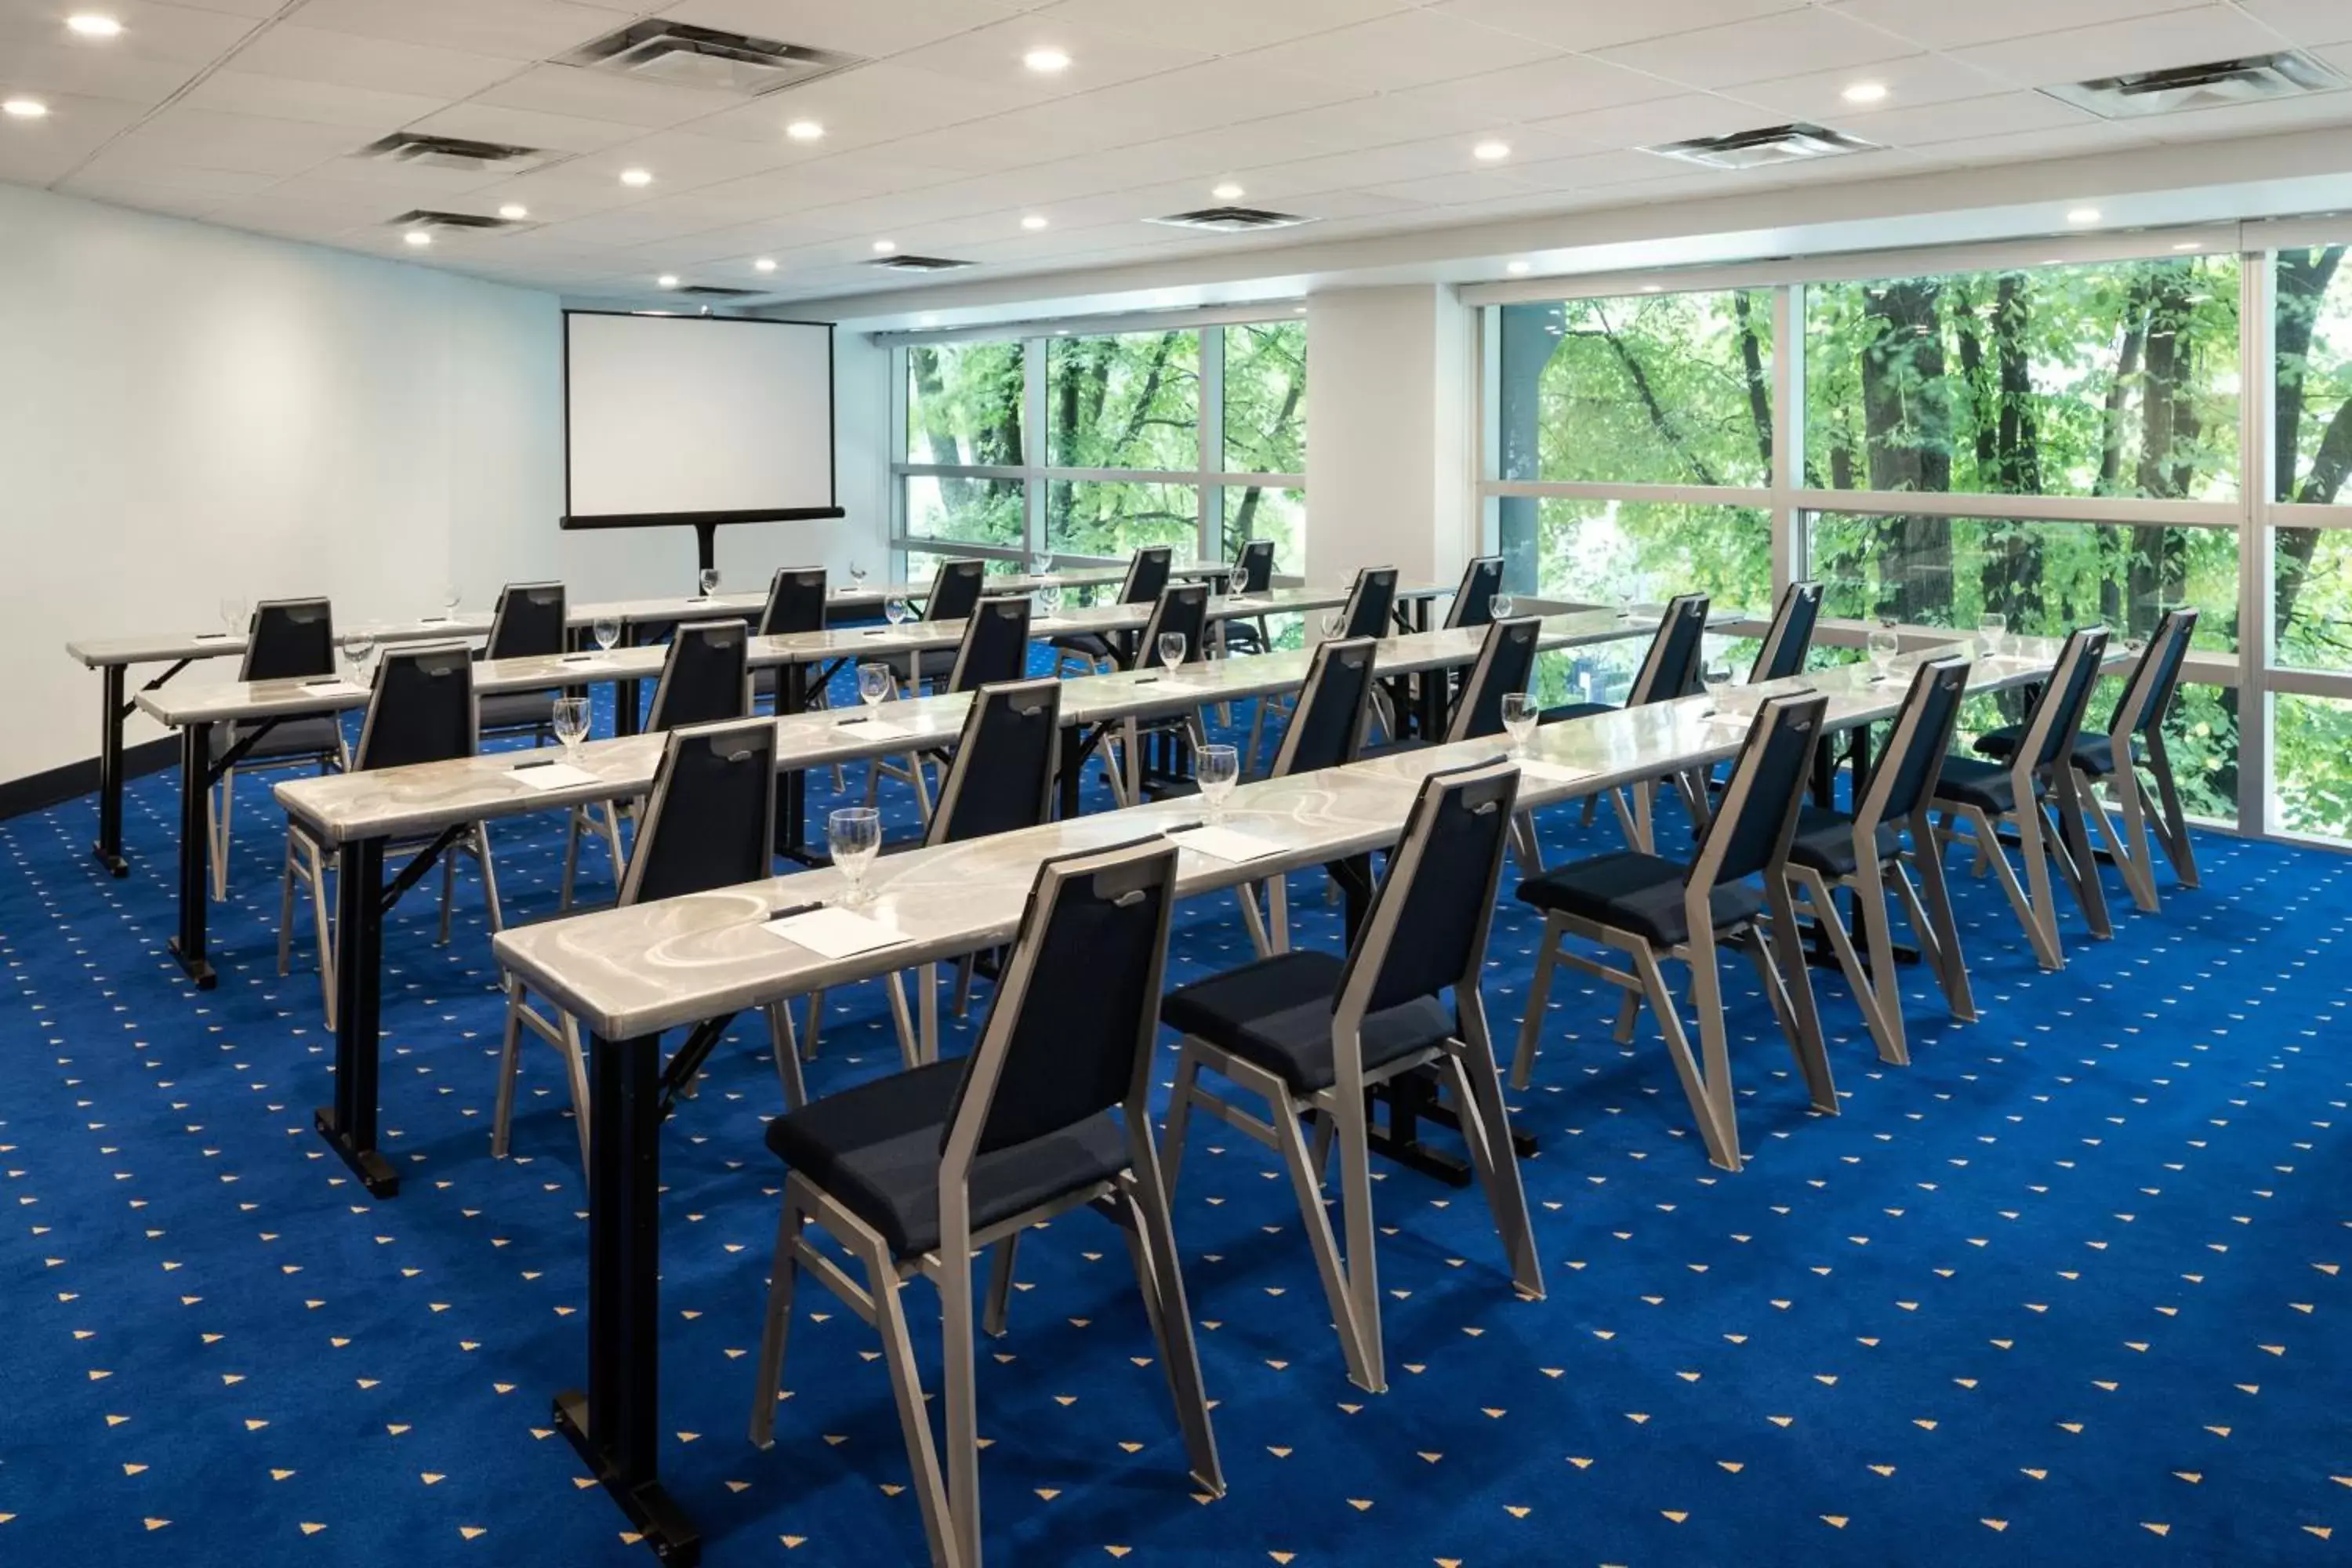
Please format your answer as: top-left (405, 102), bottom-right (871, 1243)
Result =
top-left (1701, 661), bottom-right (1734, 717)
top-left (1036, 581), bottom-right (1063, 618)
top-left (848, 560), bottom-right (869, 597)
top-left (1977, 613), bottom-right (2007, 658)
top-left (698, 567), bottom-right (721, 600)
top-left (593, 616), bottom-right (621, 653)
top-left (1867, 623), bottom-right (1900, 681)
top-left (553, 695), bottom-right (590, 762)
top-left (441, 585), bottom-right (461, 622)
top-left (856, 662), bottom-right (893, 710)
top-left (1501, 692), bottom-right (1536, 757)
top-left (220, 597), bottom-right (248, 637)
top-left (1029, 551), bottom-right (1052, 578)
top-left (1196, 744), bottom-right (1240, 822)
top-left (1492, 592), bottom-right (1515, 621)
top-left (1157, 632), bottom-right (1186, 672)
top-left (829, 807), bottom-right (882, 906)
top-left (884, 596), bottom-right (911, 628)
top-left (339, 631), bottom-right (376, 686)
top-left (1319, 611), bottom-right (1344, 642)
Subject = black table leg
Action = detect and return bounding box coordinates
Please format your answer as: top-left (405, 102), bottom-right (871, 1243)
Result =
top-left (557, 1030), bottom-right (699, 1565)
top-left (314, 836), bottom-right (400, 1198)
top-left (93, 665), bottom-right (130, 877)
top-left (167, 720), bottom-right (216, 987)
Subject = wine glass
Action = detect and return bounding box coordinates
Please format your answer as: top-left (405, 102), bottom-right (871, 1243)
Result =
top-left (1701, 661), bottom-right (1734, 717)
top-left (339, 631), bottom-right (375, 684)
top-left (1977, 613), bottom-right (2007, 658)
top-left (593, 616), bottom-right (621, 652)
top-left (1029, 551), bottom-right (1052, 578)
top-left (698, 567), bottom-right (721, 600)
top-left (1319, 611), bottom-right (1344, 642)
top-left (857, 662), bottom-right (892, 710)
top-left (1867, 626), bottom-right (1900, 681)
top-left (552, 695), bottom-right (590, 761)
top-left (1036, 581), bottom-right (1063, 618)
top-left (1491, 592), bottom-right (1515, 621)
top-left (441, 584), bottom-right (461, 622)
top-left (1501, 692), bottom-right (1536, 757)
top-left (1197, 743), bottom-right (1240, 822)
top-left (829, 807), bottom-right (882, 906)
top-left (1157, 632), bottom-right (1186, 672)
top-left (884, 596), bottom-right (911, 628)
top-left (220, 597), bottom-right (248, 637)
top-left (1615, 583), bottom-right (1635, 619)
top-left (848, 560), bottom-right (869, 596)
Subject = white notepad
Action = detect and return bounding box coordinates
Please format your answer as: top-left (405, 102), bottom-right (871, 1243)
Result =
top-left (832, 715), bottom-right (914, 740)
top-left (1166, 823), bottom-right (1282, 864)
top-left (507, 760), bottom-right (601, 792)
top-left (765, 905), bottom-right (909, 959)
top-left (1518, 758), bottom-right (1599, 786)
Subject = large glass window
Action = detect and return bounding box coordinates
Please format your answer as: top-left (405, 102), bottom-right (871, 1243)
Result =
top-left (904, 340), bottom-right (1023, 467)
top-left (1221, 482), bottom-right (1304, 568)
top-left (1533, 500), bottom-right (1772, 611)
top-left (1047, 330), bottom-right (1200, 470)
top-left (2275, 694), bottom-right (2352, 838)
top-left (1223, 321), bottom-right (1307, 475)
top-left (2274, 245), bottom-right (2352, 506)
top-left (904, 476), bottom-right (1023, 548)
top-left (1046, 481), bottom-right (1200, 557)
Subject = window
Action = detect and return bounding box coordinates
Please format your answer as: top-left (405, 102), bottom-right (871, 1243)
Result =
top-left (904, 476), bottom-right (1022, 548)
top-left (1533, 500), bottom-right (1771, 611)
top-left (1223, 321), bottom-right (1306, 474)
top-left (1047, 330), bottom-right (1200, 470)
top-left (1047, 480), bottom-right (1200, 557)
top-left (2275, 694), bottom-right (2352, 838)
top-left (904, 340), bottom-right (1022, 467)
top-left (1221, 482), bottom-right (1304, 569)
top-left (2274, 245), bottom-right (2352, 506)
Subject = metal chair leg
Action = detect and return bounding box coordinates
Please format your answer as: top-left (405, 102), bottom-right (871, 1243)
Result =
top-left (870, 1235), bottom-right (956, 1568)
top-left (1509, 916), bottom-right (1565, 1091)
top-left (981, 1234), bottom-right (1020, 1340)
top-left (492, 978), bottom-right (528, 1158)
top-left (747, 1195), bottom-right (806, 1449)
top-left (1121, 1146), bottom-right (1224, 1494)
top-left (764, 1000), bottom-right (807, 1111)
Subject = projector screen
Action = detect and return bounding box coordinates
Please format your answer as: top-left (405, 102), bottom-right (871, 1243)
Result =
top-left (561, 311), bottom-right (839, 528)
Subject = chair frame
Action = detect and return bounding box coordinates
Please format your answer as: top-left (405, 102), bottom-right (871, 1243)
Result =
top-left (2078, 608), bottom-right (2201, 913)
top-left (212, 596), bottom-right (348, 900)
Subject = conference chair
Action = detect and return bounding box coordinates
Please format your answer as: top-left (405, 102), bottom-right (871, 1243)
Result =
top-left (1213, 537), bottom-right (1279, 657)
top-left (1780, 656), bottom-right (1976, 1067)
top-left (1748, 579), bottom-right (1825, 683)
top-left (752, 565), bottom-right (830, 706)
top-left (891, 559), bottom-right (990, 695)
top-left (1051, 544), bottom-right (1174, 674)
top-left (495, 717), bottom-right (801, 1174)
top-left (561, 619), bottom-right (752, 908)
top-left (1540, 591), bottom-right (1712, 851)
top-left (1443, 555), bottom-right (1507, 632)
top-left (209, 596), bottom-right (347, 900)
top-left (1363, 614), bottom-right (1541, 758)
top-left (1248, 564), bottom-right (1403, 765)
top-left (749, 836), bottom-right (1220, 1568)
top-left (1094, 582), bottom-right (1210, 806)
top-left (1510, 692), bottom-right (1835, 1172)
top-left (869, 595), bottom-right (1035, 822)
top-left (1929, 626), bottom-right (2112, 971)
top-left (277, 644), bottom-right (499, 1031)
top-left (1160, 760), bottom-right (1544, 1393)
top-left (1971, 607), bottom-right (2199, 912)
top-left (475, 582), bottom-right (568, 741)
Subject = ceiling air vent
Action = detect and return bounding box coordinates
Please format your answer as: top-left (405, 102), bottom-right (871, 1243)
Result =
top-left (867, 255), bottom-right (975, 272)
top-left (567, 21), bottom-right (865, 95)
top-left (2043, 51), bottom-right (2346, 118)
top-left (1642, 122), bottom-right (1880, 170)
top-left (674, 285), bottom-right (763, 298)
top-left (1147, 206), bottom-right (1316, 234)
top-left (358, 132), bottom-right (562, 176)
top-left (390, 209), bottom-right (528, 236)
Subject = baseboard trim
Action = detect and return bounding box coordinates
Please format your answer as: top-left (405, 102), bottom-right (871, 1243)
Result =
top-left (0, 738), bottom-right (176, 822)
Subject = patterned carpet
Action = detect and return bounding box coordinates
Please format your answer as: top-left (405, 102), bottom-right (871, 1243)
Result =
top-left (0, 675), bottom-right (2346, 1566)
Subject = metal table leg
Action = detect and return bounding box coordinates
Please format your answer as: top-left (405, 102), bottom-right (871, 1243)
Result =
top-left (314, 835), bottom-right (401, 1197)
top-left (93, 665), bottom-right (130, 877)
top-left (167, 720), bottom-right (215, 986)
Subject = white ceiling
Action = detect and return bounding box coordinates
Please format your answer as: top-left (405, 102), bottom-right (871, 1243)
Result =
top-left (2, 0), bottom-right (2350, 305)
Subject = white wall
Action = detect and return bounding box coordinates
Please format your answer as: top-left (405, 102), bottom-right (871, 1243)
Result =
top-left (0, 183), bottom-right (889, 785)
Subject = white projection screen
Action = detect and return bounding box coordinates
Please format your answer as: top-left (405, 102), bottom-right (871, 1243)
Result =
top-left (562, 312), bottom-right (839, 533)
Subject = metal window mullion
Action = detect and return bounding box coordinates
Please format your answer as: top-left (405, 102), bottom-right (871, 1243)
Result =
top-left (2241, 249), bottom-right (2275, 838)
top-left (1200, 323), bottom-right (1222, 561)
top-left (1773, 281), bottom-right (1802, 597)
top-left (1023, 335), bottom-right (1047, 560)
top-left (888, 344), bottom-right (909, 579)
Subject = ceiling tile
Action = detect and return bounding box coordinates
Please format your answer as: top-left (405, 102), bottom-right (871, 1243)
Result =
top-left (685, 62), bottom-right (1036, 147)
top-left (2234, 0), bottom-right (2352, 48)
top-left (1831, 89), bottom-right (2103, 145)
top-left (885, 13), bottom-right (1217, 101)
top-left (1026, 0), bottom-right (1412, 55)
top-left (407, 100), bottom-right (649, 154)
top-left (1950, 5), bottom-right (2296, 86)
top-left (1595, 9), bottom-right (1919, 90)
top-left (653, 0), bottom-right (1028, 58)
top-left (1428, 0), bottom-right (1808, 54)
top-left (288, 0), bottom-right (622, 61)
top-left (1826, 0), bottom-right (2216, 53)
top-left (1383, 52), bottom-right (1694, 126)
top-left (2147, 90), bottom-right (2352, 140)
top-left (180, 68), bottom-right (446, 129)
top-left (0, 40), bottom-right (200, 105)
top-left (65, 160), bottom-right (281, 206)
top-left (0, 89), bottom-right (149, 177)
top-left (1235, 10), bottom-right (1562, 94)
top-left (226, 25), bottom-right (529, 100)
top-left (109, 105), bottom-right (376, 176)
top-left (471, 62), bottom-right (746, 129)
top-left (1528, 90), bottom-right (1783, 150)
top-left (1915, 116), bottom-right (2161, 161)
top-left (1506, 147), bottom-right (1702, 191)
top-left (1728, 52), bottom-right (2015, 122)
top-left (0, 1), bottom-right (259, 66)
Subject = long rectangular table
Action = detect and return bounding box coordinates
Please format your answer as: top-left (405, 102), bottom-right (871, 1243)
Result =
top-left (483, 633), bottom-right (2086, 1565)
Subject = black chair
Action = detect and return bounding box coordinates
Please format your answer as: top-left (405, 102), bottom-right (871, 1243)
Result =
top-left (1162, 759), bottom-right (1543, 1392)
top-left (1541, 591), bottom-right (1712, 850)
top-left (753, 566), bottom-right (830, 706)
top-left (1098, 583), bottom-right (1212, 805)
top-left (1443, 555), bottom-right (1507, 632)
top-left (1511, 691), bottom-right (1835, 1171)
top-left (278, 644), bottom-right (498, 1029)
top-left (1931, 626), bottom-right (2113, 971)
top-left (750, 837), bottom-right (1221, 1568)
top-left (1781, 656), bottom-right (1976, 1066)
top-left (495, 717), bottom-right (801, 1173)
top-left (1971, 607), bottom-right (2199, 911)
top-left (1748, 580), bottom-right (1824, 683)
top-left (1050, 546), bottom-right (1174, 673)
top-left (1216, 538), bottom-right (1280, 656)
top-left (871, 597), bottom-right (1036, 821)
top-left (1336, 564), bottom-right (1400, 640)
top-left (563, 620), bottom-right (753, 906)
top-left (210, 596), bottom-right (347, 898)
top-left (1359, 615), bottom-right (1541, 762)
top-left (477, 581), bottom-right (570, 739)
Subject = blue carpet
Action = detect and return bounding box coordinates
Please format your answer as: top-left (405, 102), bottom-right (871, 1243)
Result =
top-left (1, 674), bottom-right (2347, 1566)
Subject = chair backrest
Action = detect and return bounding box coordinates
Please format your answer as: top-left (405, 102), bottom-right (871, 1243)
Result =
top-left (1856, 655), bottom-right (1972, 830)
top-left (946, 594), bottom-right (1033, 693)
top-left (2110, 606), bottom-right (2198, 739)
top-left (927, 678), bottom-right (1061, 847)
top-left (760, 566), bottom-right (829, 637)
top-left (1334, 758), bottom-right (1520, 1022)
top-left (2017, 625), bottom-right (2111, 774)
top-left (646, 619), bottom-right (751, 732)
top-left (1445, 615), bottom-right (1542, 743)
top-left (1443, 555), bottom-right (1506, 631)
top-left (354, 644), bottom-right (476, 772)
top-left (923, 558), bottom-right (986, 624)
top-left (1234, 537), bottom-right (1276, 593)
top-left (940, 836), bottom-right (1178, 1168)
top-left (487, 581), bottom-right (566, 660)
top-left (1690, 690), bottom-right (1828, 891)
top-left (1138, 582), bottom-right (1210, 666)
top-left (1747, 580), bottom-right (1823, 684)
top-left (1271, 636), bottom-right (1380, 778)
top-left (1628, 593), bottom-right (1712, 705)
top-left (1340, 565), bottom-right (1400, 640)
top-left (241, 597), bottom-right (335, 681)
top-left (1118, 545), bottom-right (1174, 605)
top-left (621, 717), bottom-right (776, 906)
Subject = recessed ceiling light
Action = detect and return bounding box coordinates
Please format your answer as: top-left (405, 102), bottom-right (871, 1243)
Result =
top-left (1841, 81), bottom-right (1888, 103)
top-left (619, 168), bottom-right (652, 187)
top-left (786, 119), bottom-right (824, 142)
top-left (1021, 214), bottom-right (1048, 230)
top-left (1023, 46), bottom-right (1071, 74)
top-left (67, 13), bottom-right (122, 38)
top-left (657, 274), bottom-right (679, 288)
top-left (1211, 182), bottom-right (1245, 201)
top-left (497, 202), bottom-right (528, 220)
top-left (1506, 260), bottom-right (1531, 275)
top-left (1472, 140), bottom-right (1511, 162)
top-left (2066, 206), bottom-right (2101, 224)
top-left (403, 230), bottom-right (432, 248)
top-left (2, 97), bottom-right (49, 118)
top-left (872, 239), bottom-right (896, 253)
top-left (754, 256), bottom-right (777, 272)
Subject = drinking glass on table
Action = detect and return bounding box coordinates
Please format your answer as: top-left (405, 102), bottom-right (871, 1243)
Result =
top-left (1157, 632), bottom-right (1186, 672)
top-left (339, 631), bottom-right (376, 684)
top-left (884, 596), bottom-right (911, 628)
top-left (1319, 611), bottom-right (1344, 642)
top-left (553, 695), bottom-right (590, 761)
top-left (1491, 592), bottom-right (1515, 621)
top-left (1977, 613), bottom-right (2007, 659)
top-left (856, 662), bottom-right (893, 710)
top-left (593, 616), bottom-right (621, 652)
top-left (699, 567), bottom-right (721, 600)
top-left (1197, 743), bottom-right (1240, 821)
top-left (1501, 692), bottom-right (1536, 757)
top-left (441, 584), bottom-right (461, 622)
top-left (848, 560), bottom-right (869, 595)
top-left (1867, 625), bottom-right (1900, 681)
top-left (1029, 551), bottom-right (1052, 578)
top-left (1701, 661), bottom-right (1734, 717)
top-left (220, 597), bottom-right (248, 637)
top-left (829, 807), bottom-right (882, 906)
top-left (1036, 582), bottom-right (1062, 618)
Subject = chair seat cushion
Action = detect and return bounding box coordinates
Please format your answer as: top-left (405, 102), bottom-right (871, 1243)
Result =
top-left (1515, 850), bottom-right (1764, 946)
top-left (212, 713), bottom-right (344, 765)
top-left (1160, 950), bottom-right (1456, 1094)
top-left (1539, 700), bottom-right (1617, 726)
top-left (1785, 807), bottom-right (1902, 878)
top-left (764, 1060), bottom-right (1128, 1260)
top-left (477, 689), bottom-right (559, 732)
top-left (1050, 632), bottom-right (1116, 662)
top-left (1932, 756), bottom-right (2027, 815)
top-left (1972, 724), bottom-right (2130, 776)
